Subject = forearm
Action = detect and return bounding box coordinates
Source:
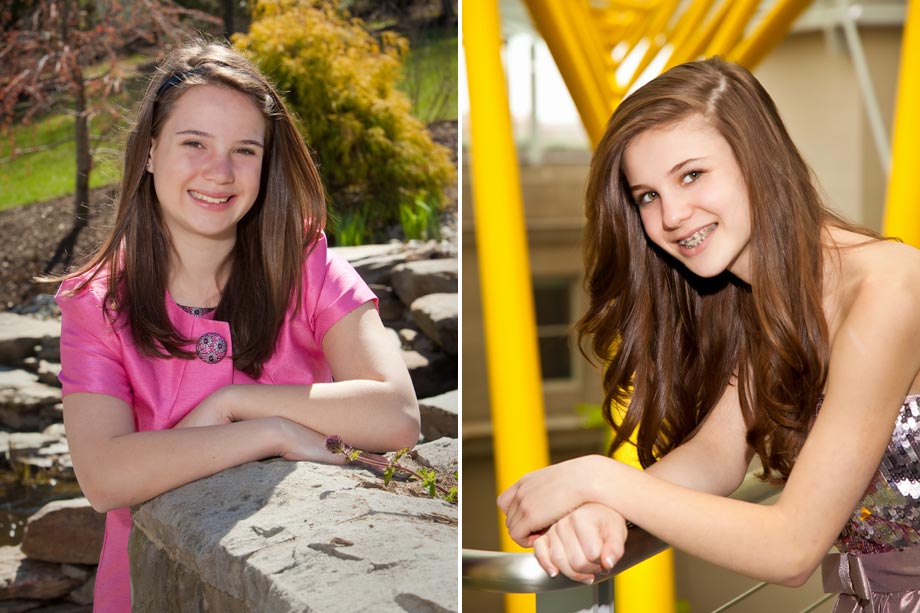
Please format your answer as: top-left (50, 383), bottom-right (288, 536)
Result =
top-left (77, 418), bottom-right (334, 513)
top-left (223, 382), bottom-right (420, 452)
top-left (589, 457), bottom-right (826, 585)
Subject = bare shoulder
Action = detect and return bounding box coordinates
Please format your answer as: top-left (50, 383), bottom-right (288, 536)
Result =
top-left (824, 229), bottom-right (920, 340)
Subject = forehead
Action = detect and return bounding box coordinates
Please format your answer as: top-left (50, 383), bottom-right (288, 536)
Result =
top-left (622, 115), bottom-right (731, 179)
top-left (163, 83), bottom-right (266, 138)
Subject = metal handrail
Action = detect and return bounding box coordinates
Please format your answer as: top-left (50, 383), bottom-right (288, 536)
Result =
top-left (463, 471), bottom-right (782, 593)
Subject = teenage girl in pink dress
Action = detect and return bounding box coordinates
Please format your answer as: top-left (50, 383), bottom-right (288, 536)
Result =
top-left (56, 42), bottom-right (420, 612)
top-left (498, 58), bottom-right (920, 611)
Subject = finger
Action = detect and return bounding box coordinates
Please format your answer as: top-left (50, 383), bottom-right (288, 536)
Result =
top-left (571, 511), bottom-right (603, 565)
top-left (533, 535), bottom-right (558, 578)
top-left (599, 519), bottom-right (628, 571)
top-left (548, 522), bottom-right (597, 584)
top-left (496, 483), bottom-right (517, 513)
top-left (559, 519), bottom-right (603, 577)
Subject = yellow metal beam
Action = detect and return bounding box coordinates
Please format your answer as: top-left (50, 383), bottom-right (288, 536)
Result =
top-left (704, 0), bottom-right (760, 56)
top-left (730, 0), bottom-right (814, 68)
top-left (463, 1), bottom-right (552, 611)
top-left (522, 0), bottom-right (618, 145)
top-left (667, 0), bottom-right (734, 68)
top-left (883, 0), bottom-right (920, 247)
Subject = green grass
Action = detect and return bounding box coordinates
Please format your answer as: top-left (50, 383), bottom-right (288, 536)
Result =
top-left (0, 37), bottom-right (456, 213)
top-left (0, 54), bottom-right (152, 211)
top-left (0, 113), bottom-right (124, 211)
top-left (398, 28), bottom-right (458, 122)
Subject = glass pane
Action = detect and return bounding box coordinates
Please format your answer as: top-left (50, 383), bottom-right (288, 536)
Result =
top-left (539, 335), bottom-right (572, 380)
top-left (533, 283), bottom-right (569, 326)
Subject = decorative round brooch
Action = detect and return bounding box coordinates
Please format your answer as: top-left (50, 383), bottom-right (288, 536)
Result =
top-left (196, 332), bottom-right (228, 364)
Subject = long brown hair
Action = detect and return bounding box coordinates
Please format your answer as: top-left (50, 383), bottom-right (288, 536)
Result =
top-left (577, 57), bottom-right (877, 482)
top-left (63, 41), bottom-right (326, 378)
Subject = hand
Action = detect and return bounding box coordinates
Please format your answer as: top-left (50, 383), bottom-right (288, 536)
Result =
top-left (274, 418), bottom-right (346, 465)
top-left (174, 387), bottom-right (235, 428)
top-left (498, 455), bottom-right (607, 546)
top-left (533, 503), bottom-right (628, 584)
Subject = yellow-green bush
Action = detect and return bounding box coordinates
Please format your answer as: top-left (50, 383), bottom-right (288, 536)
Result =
top-left (234, 0), bottom-right (455, 244)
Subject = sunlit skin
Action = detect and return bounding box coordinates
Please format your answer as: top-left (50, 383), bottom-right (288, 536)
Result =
top-left (623, 114), bottom-right (753, 282)
top-left (148, 84), bottom-right (266, 249)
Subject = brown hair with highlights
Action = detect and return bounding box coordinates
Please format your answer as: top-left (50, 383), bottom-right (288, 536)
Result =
top-left (64, 40), bottom-right (326, 379)
top-left (577, 57), bottom-right (880, 482)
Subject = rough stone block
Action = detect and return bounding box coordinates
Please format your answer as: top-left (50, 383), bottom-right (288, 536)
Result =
top-left (401, 349), bottom-right (457, 400)
top-left (130, 440), bottom-right (458, 612)
top-left (332, 244), bottom-right (409, 286)
top-left (0, 545), bottom-right (83, 600)
top-left (418, 390), bottom-right (458, 440)
top-left (390, 259), bottom-right (457, 306)
top-left (410, 293), bottom-right (458, 355)
top-left (7, 431), bottom-right (73, 480)
top-left (0, 313), bottom-right (61, 366)
top-left (369, 283), bottom-right (404, 322)
top-left (21, 498), bottom-right (104, 565)
top-left (0, 369), bottom-right (62, 431)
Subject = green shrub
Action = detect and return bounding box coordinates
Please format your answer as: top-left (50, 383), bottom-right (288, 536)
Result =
top-left (234, 0), bottom-right (455, 244)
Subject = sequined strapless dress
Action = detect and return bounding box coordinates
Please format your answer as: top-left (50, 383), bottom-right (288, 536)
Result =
top-left (823, 394), bottom-right (920, 612)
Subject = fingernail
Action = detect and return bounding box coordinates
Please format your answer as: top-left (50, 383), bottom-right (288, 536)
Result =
top-left (548, 569), bottom-right (558, 578)
top-left (583, 577), bottom-right (594, 585)
top-left (605, 556), bottom-right (615, 569)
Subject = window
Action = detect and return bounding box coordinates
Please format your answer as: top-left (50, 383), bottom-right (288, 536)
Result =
top-left (533, 278), bottom-right (575, 381)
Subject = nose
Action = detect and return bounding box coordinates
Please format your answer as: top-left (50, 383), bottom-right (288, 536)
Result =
top-left (659, 192), bottom-right (692, 230)
top-left (203, 152), bottom-right (234, 184)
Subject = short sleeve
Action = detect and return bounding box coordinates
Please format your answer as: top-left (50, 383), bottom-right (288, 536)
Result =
top-left (55, 276), bottom-right (133, 407)
top-left (304, 233), bottom-right (379, 345)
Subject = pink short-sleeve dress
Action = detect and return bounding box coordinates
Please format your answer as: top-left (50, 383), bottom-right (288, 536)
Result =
top-left (56, 234), bottom-right (377, 612)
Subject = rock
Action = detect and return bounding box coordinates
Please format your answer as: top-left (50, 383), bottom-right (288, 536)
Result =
top-left (0, 600), bottom-right (44, 612)
top-left (399, 326), bottom-right (438, 354)
top-left (390, 259), bottom-right (457, 306)
top-left (369, 283), bottom-right (404, 323)
top-left (0, 369), bottom-right (62, 431)
top-left (36, 361), bottom-right (62, 388)
top-left (21, 498), bottom-right (105, 565)
top-left (411, 437), bottom-right (458, 477)
top-left (8, 432), bottom-right (74, 481)
top-left (400, 349), bottom-right (457, 400)
top-left (0, 546), bottom-right (83, 600)
top-left (418, 391), bottom-right (458, 440)
top-left (332, 244), bottom-right (409, 286)
top-left (130, 439), bottom-right (458, 613)
top-left (0, 313), bottom-right (61, 366)
top-left (410, 293), bottom-right (458, 355)
top-left (68, 569), bottom-right (95, 605)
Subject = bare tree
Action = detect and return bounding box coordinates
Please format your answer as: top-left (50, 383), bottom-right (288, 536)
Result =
top-left (0, 0), bottom-right (219, 271)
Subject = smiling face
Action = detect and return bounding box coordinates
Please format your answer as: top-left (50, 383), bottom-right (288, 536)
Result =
top-left (623, 114), bottom-right (753, 282)
top-left (147, 83), bottom-right (266, 247)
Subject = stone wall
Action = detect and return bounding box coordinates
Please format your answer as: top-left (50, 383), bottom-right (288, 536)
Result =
top-left (0, 240), bottom-right (458, 611)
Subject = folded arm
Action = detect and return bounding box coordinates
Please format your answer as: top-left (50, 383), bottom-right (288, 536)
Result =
top-left (178, 302), bottom-right (421, 452)
top-left (64, 393), bottom-right (341, 513)
top-left (503, 275), bottom-right (920, 586)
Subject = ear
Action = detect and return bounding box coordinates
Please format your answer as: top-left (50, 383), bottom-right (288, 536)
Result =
top-left (146, 139), bottom-right (156, 174)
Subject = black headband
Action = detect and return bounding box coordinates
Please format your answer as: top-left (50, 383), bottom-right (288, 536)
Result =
top-left (156, 67), bottom-right (205, 98)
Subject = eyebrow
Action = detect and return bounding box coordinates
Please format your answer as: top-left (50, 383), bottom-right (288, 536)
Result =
top-left (629, 157), bottom-right (705, 192)
top-left (175, 129), bottom-right (264, 148)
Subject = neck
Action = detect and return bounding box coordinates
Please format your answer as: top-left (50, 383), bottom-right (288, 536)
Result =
top-left (167, 234), bottom-right (235, 307)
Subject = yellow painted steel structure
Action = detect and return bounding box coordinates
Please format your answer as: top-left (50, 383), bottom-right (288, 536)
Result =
top-left (463, 1), bottom-right (550, 612)
top-left (883, 0), bottom-right (920, 248)
top-left (468, 0), bottom-right (915, 610)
